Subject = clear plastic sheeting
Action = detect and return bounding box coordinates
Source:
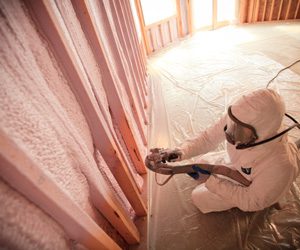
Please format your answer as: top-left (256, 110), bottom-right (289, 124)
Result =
top-left (147, 23), bottom-right (300, 249)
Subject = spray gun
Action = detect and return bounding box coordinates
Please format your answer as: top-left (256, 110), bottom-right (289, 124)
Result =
top-left (145, 148), bottom-right (251, 186)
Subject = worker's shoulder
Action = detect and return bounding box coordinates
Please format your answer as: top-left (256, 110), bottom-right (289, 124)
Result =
top-left (265, 148), bottom-right (296, 174)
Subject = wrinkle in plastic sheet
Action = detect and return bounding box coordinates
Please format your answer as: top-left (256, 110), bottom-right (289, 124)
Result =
top-left (147, 35), bottom-right (300, 249)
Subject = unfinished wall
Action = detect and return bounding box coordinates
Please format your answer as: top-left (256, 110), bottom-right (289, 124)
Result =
top-left (240, 0), bottom-right (300, 23)
top-left (133, 0), bottom-right (184, 54)
top-left (0, 0), bottom-right (148, 249)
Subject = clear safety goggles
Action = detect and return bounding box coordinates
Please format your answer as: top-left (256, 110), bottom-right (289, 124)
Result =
top-left (224, 106), bottom-right (258, 146)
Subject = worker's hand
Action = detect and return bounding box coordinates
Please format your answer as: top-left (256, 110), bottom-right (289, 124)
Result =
top-left (187, 165), bottom-right (211, 183)
top-left (147, 148), bottom-right (183, 164)
top-left (162, 148), bottom-right (183, 162)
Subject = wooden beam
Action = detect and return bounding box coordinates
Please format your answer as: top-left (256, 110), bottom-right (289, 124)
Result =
top-left (140, 42), bottom-right (148, 72)
top-left (109, 0), bottom-right (148, 110)
top-left (145, 15), bottom-right (177, 29)
top-left (187, 0), bottom-right (193, 34)
top-left (27, 0), bottom-right (147, 217)
top-left (253, 0), bottom-right (260, 22)
top-left (125, 0), bottom-right (147, 74)
top-left (0, 128), bottom-right (121, 250)
top-left (213, 0), bottom-right (217, 29)
top-left (122, 0), bottom-right (148, 103)
top-left (158, 24), bottom-right (164, 46)
top-left (134, 0), bottom-right (151, 55)
top-left (176, 0), bottom-right (184, 37)
top-left (122, 1), bottom-right (147, 88)
top-left (269, 0), bottom-right (275, 21)
top-left (285, 0), bottom-right (292, 20)
top-left (248, 0), bottom-right (254, 23)
top-left (106, 0), bottom-right (148, 145)
top-left (295, 0), bottom-right (300, 19)
top-left (148, 28), bottom-right (155, 52)
top-left (277, 0), bottom-right (284, 20)
top-left (168, 20), bottom-right (173, 42)
top-left (239, 0), bottom-right (248, 23)
top-left (262, 0), bottom-right (268, 21)
top-left (122, 0), bottom-right (148, 97)
top-left (74, 0), bottom-right (148, 178)
top-left (75, 0), bottom-right (147, 175)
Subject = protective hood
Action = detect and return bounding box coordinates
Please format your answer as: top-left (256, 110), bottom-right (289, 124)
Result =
top-left (230, 89), bottom-right (285, 141)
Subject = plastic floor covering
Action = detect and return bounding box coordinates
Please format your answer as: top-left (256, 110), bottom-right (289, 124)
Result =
top-left (147, 22), bottom-right (300, 250)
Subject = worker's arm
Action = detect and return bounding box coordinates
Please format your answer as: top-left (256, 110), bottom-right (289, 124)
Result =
top-left (178, 114), bottom-right (227, 160)
top-left (205, 161), bottom-right (292, 211)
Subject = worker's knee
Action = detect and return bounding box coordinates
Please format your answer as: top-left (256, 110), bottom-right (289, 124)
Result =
top-left (191, 185), bottom-right (211, 214)
top-left (191, 184), bottom-right (233, 213)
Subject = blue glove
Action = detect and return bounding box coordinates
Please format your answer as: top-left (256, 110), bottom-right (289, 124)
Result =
top-left (187, 165), bottom-right (211, 180)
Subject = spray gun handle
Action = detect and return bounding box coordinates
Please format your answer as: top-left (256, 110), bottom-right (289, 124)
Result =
top-left (167, 153), bottom-right (179, 162)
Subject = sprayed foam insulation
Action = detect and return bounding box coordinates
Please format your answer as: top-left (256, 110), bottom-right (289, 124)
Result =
top-left (113, 127), bottom-right (145, 191)
top-left (0, 179), bottom-right (70, 249)
top-left (52, 0), bottom-right (145, 175)
top-left (147, 22), bottom-right (300, 249)
top-left (0, 0), bottom-right (147, 249)
top-left (95, 149), bottom-right (135, 219)
top-left (90, 0), bottom-right (147, 161)
top-left (53, 0), bottom-right (144, 191)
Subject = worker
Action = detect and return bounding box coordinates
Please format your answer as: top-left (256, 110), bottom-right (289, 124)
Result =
top-left (159, 89), bottom-right (300, 213)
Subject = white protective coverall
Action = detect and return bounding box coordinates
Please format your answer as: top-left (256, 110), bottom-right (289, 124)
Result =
top-left (178, 89), bottom-right (300, 213)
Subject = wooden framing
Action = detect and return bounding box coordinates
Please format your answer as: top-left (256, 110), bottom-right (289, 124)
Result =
top-left (239, 0), bottom-right (248, 23)
top-left (285, 0), bottom-right (292, 20)
top-left (134, 0), bottom-right (152, 54)
top-left (0, 128), bottom-right (121, 250)
top-left (262, 0), bottom-right (268, 21)
top-left (133, 0), bottom-right (300, 52)
top-left (122, 0), bottom-right (148, 97)
top-left (148, 28), bottom-right (154, 51)
top-left (115, 0), bottom-right (148, 106)
top-left (118, 1), bottom-right (149, 107)
top-left (212, 0), bottom-right (218, 28)
top-left (141, 13), bottom-right (181, 53)
top-left (240, 0), bottom-right (300, 23)
top-left (187, 0), bottom-right (193, 34)
top-left (27, 0), bottom-right (147, 218)
top-left (214, 0), bottom-right (232, 29)
top-left (106, 0), bottom-right (148, 145)
top-left (74, 0), bottom-right (147, 175)
top-left (186, 0), bottom-right (236, 30)
top-left (248, 0), bottom-right (255, 22)
top-left (254, 0), bottom-right (260, 22)
top-left (295, 0), bottom-right (300, 19)
top-left (121, 0), bottom-right (147, 77)
top-left (145, 15), bottom-right (177, 29)
top-left (269, 0), bottom-right (275, 20)
top-left (158, 24), bottom-right (164, 45)
top-left (144, 16), bottom-right (178, 47)
top-left (176, 0), bottom-right (184, 37)
top-left (277, 0), bottom-right (283, 20)
top-left (168, 19), bottom-right (173, 42)
top-left (133, 0), bottom-right (184, 54)
top-left (126, 0), bottom-right (146, 66)
top-left (122, 1), bottom-right (148, 93)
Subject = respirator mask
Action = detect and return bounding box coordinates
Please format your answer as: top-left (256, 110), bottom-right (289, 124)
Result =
top-left (224, 105), bottom-right (300, 149)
